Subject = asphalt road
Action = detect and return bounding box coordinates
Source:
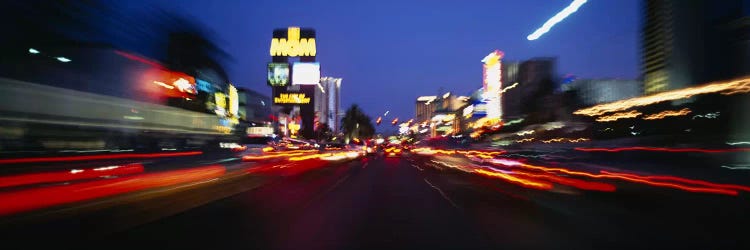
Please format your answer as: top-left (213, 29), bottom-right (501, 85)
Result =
top-left (4, 151), bottom-right (750, 250)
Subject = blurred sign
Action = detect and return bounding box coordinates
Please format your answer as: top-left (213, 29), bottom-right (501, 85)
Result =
top-left (463, 105), bottom-right (474, 118)
top-left (228, 84), bottom-right (239, 117)
top-left (292, 62), bottom-right (320, 85)
top-left (482, 50), bottom-right (503, 119)
top-left (274, 93), bottom-right (311, 104)
top-left (267, 63), bottom-right (290, 86)
top-left (247, 126), bottom-right (274, 136)
top-left (270, 27), bottom-right (316, 57)
top-left (196, 79), bottom-right (213, 93)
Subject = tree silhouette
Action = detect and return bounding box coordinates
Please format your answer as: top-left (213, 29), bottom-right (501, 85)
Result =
top-left (341, 104), bottom-right (375, 141)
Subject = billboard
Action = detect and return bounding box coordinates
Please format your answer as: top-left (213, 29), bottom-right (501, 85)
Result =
top-left (482, 50), bottom-right (504, 119)
top-left (273, 92), bottom-right (311, 104)
top-left (270, 27), bottom-right (316, 57)
top-left (267, 63), bottom-right (290, 86)
top-left (292, 62), bottom-right (320, 85)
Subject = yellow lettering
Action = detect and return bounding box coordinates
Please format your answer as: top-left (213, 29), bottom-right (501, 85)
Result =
top-left (287, 38), bottom-right (298, 57)
top-left (306, 38), bottom-right (316, 56)
top-left (270, 27), bottom-right (317, 57)
top-left (288, 27), bottom-right (300, 42)
top-left (270, 38), bottom-right (280, 56)
top-left (273, 93), bottom-right (311, 104)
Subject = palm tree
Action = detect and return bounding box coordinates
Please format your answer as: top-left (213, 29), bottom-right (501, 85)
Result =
top-left (341, 104), bottom-right (375, 142)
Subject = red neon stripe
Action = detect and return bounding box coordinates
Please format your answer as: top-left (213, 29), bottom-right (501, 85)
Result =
top-left (574, 147), bottom-right (750, 153)
top-left (512, 171), bottom-right (616, 192)
top-left (599, 172), bottom-right (738, 196)
top-left (0, 165), bottom-right (225, 216)
top-left (0, 163), bottom-right (145, 188)
top-left (0, 151), bottom-right (202, 164)
top-left (600, 171), bottom-right (750, 192)
top-left (486, 158), bottom-right (741, 195)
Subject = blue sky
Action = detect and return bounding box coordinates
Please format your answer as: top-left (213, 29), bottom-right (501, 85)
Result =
top-left (122, 0), bottom-right (640, 125)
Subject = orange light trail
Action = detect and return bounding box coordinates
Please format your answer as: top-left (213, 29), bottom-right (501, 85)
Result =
top-left (574, 76), bottom-right (750, 117)
top-left (242, 149), bottom-right (319, 161)
top-left (642, 108), bottom-right (692, 120)
top-left (516, 138), bottom-right (535, 143)
top-left (595, 110), bottom-right (642, 122)
top-left (541, 138), bottom-right (564, 143)
top-left (474, 169), bottom-right (553, 190)
top-left (574, 147), bottom-right (750, 153)
top-left (0, 151), bottom-right (203, 164)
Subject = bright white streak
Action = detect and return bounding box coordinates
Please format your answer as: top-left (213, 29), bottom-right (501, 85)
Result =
top-left (527, 0), bottom-right (588, 41)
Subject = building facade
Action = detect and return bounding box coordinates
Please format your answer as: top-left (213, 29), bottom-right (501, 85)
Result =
top-left (237, 88), bottom-right (272, 123)
top-left (415, 95), bottom-right (438, 124)
top-left (315, 77), bottom-right (342, 133)
top-left (642, 0), bottom-right (750, 94)
top-left (563, 79), bottom-right (642, 106)
top-left (500, 57), bottom-right (557, 120)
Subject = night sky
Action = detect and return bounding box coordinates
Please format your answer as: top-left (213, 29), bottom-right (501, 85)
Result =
top-left (124, 0), bottom-right (640, 127)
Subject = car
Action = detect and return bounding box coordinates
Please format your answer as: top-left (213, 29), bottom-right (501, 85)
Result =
top-left (383, 145), bottom-right (403, 157)
top-left (240, 136), bottom-right (276, 156)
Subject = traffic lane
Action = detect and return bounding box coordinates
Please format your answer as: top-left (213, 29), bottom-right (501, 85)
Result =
top-left (85, 155), bottom-right (493, 250)
top-left (275, 155), bottom-right (491, 250)
top-left (407, 155), bottom-right (750, 249)
top-left (83, 158), bottom-right (364, 250)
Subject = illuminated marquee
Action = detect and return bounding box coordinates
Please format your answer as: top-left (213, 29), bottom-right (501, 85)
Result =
top-left (270, 27), bottom-right (317, 57)
top-left (274, 93), bottom-right (311, 104)
top-left (482, 50), bottom-right (504, 119)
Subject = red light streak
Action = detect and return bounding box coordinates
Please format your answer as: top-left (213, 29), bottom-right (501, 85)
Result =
top-left (597, 172), bottom-right (737, 196)
top-left (0, 151), bottom-right (203, 164)
top-left (0, 165), bottom-right (225, 216)
top-left (0, 164), bottom-right (145, 188)
top-left (599, 171), bottom-right (750, 192)
top-left (574, 147), bottom-right (750, 153)
top-left (486, 158), bottom-right (743, 195)
top-left (511, 171), bottom-right (616, 192)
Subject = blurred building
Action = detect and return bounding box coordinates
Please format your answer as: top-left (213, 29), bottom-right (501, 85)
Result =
top-left (415, 95), bottom-right (438, 123)
top-left (563, 79), bottom-right (642, 106)
top-left (500, 57), bottom-right (557, 120)
top-left (237, 88), bottom-right (272, 123)
top-left (315, 77), bottom-right (342, 133)
top-left (642, 0), bottom-right (750, 94)
top-left (501, 61), bottom-right (521, 119)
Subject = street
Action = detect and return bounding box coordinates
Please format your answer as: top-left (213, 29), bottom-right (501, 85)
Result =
top-left (4, 149), bottom-right (748, 250)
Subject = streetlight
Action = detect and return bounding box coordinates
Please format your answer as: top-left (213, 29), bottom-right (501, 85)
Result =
top-left (28, 48), bottom-right (40, 54)
top-left (56, 57), bottom-right (71, 63)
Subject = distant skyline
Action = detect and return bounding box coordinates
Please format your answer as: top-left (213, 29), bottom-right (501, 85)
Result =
top-left (121, 0), bottom-right (640, 128)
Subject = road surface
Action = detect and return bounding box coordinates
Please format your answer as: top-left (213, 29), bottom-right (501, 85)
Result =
top-left (3, 151), bottom-right (750, 250)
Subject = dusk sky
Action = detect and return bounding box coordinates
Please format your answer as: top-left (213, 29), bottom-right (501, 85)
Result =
top-left (128, 0), bottom-right (640, 126)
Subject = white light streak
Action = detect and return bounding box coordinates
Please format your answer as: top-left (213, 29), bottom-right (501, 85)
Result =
top-left (527, 0), bottom-right (588, 41)
top-left (56, 57), bottom-right (71, 62)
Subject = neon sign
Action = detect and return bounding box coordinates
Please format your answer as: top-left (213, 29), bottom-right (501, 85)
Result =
top-left (270, 27), bottom-right (317, 57)
top-left (274, 93), bottom-right (311, 104)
